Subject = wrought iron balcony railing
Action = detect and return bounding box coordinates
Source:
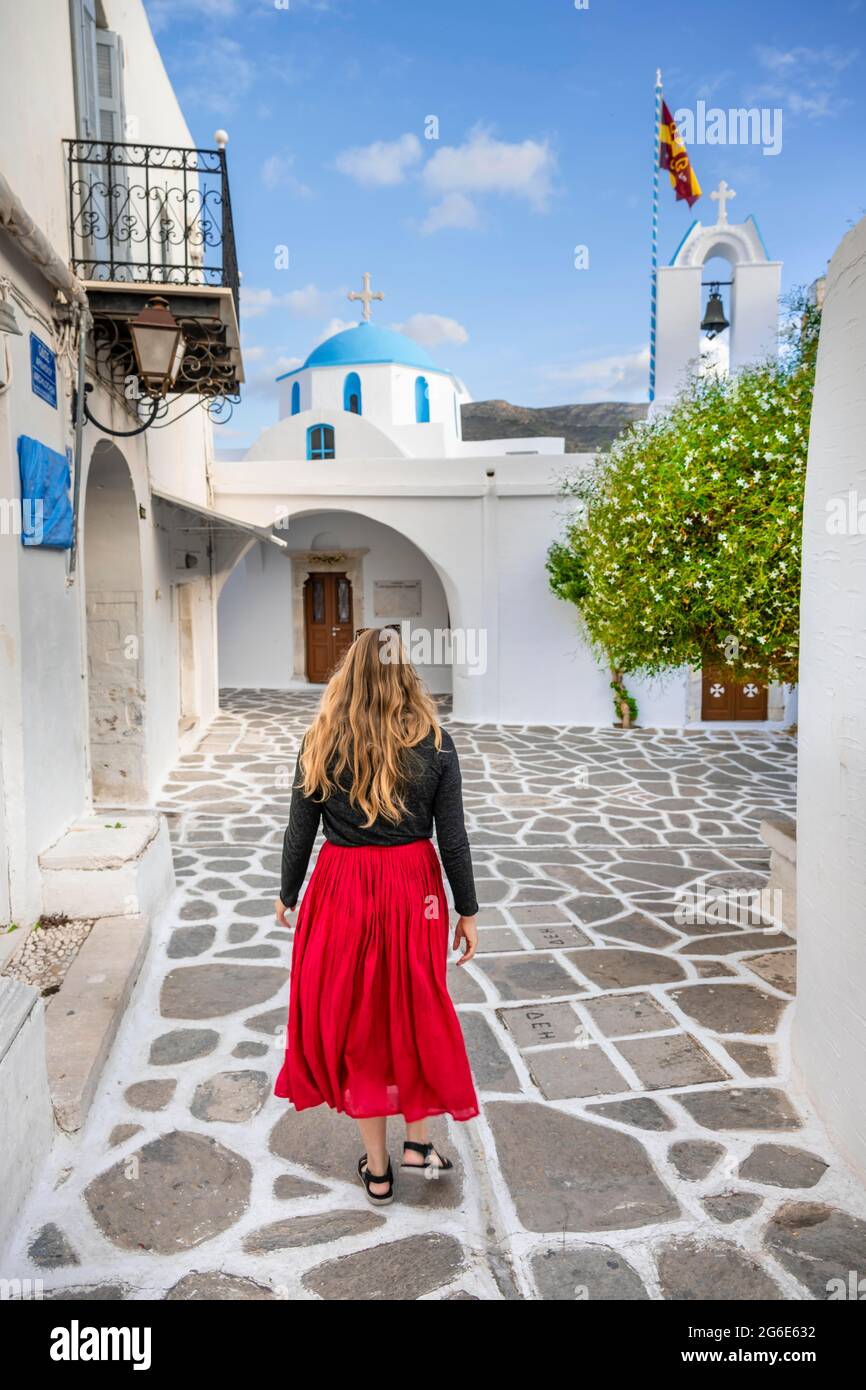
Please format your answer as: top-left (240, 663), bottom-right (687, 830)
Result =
top-left (64, 139), bottom-right (242, 401)
top-left (64, 139), bottom-right (239, 319)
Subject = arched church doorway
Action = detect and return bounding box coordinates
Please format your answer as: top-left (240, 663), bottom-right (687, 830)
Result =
top-left (83, 442), bottom-right (147, 805)
top-left (217, 509), bottom-right (453, 698)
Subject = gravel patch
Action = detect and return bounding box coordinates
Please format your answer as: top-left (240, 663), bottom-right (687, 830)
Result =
top-left (1, 916), bottom-right (95, 995)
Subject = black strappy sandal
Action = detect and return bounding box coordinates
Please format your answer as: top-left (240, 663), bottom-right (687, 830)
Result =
top-left (401, 1140), bottom-right (454, 1180)
top-left (357, 1153), bottom-right (395, 1206)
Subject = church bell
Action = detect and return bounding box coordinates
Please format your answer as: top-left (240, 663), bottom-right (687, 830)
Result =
top-left (700, 284), bottom-right (730, 339)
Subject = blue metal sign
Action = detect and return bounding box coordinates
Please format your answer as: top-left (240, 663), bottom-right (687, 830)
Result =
top-left (30, 333), bottom-right (57, 409)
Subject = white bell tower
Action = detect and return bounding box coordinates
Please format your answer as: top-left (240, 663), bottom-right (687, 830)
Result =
top-left (653, 181), bottom-right (782, 408)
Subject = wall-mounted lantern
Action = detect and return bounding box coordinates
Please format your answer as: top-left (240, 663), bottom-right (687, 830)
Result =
top-left (129, 297), bottom-right (186, 397)
top-left (73, 297), bottom-right (187, 438)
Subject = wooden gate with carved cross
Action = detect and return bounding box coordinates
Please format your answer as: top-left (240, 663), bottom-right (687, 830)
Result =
top-left (701, 665), bottom-right (768, 720)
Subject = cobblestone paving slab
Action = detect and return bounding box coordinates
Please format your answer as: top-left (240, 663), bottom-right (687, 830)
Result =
top-left (8, 692), bottom-right (866, 1300)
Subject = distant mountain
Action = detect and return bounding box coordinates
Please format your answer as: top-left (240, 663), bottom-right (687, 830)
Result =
top-left (460, 400), bottom-right (649, 453)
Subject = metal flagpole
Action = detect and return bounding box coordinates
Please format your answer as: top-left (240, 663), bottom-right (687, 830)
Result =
top-left (648, 67), bottom-right (662, 404)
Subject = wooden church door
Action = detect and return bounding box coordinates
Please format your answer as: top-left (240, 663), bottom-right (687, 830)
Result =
top-left (701, 665), bottom-right (768, 720)
top-left (304, 573), bottom-right (353, 683)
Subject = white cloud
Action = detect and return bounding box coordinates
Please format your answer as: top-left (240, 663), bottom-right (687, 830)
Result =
top-left (543, 347), bottom-right (650, 403)
top-left (146, 0), bottom-right (335, 30)
top-left (146, 0), bottom-right (239, 30)
top-left (334, 133), bottom-right (422, 187)
top-left (241, 289), bottom-right (279, 319)
top-left (751, 44), bottom-right (858, 119)
top-left (420, 192), bottom-right (480, 234)
top-left (261, 154), bottom-right (313, 198)
top-left (422, 128), bottom-right (556, 211)
top-left (241, 284), bottom-right (340, 320)
top-left (757, 45), bottom-right (858, 75)
top-left (391, 314), bottom-right (468, 349)
top-left (312, 317), bottom-right (357, 344)
top-left (241, 346), bottom-right (303, 398)
top-left (284, 285), bottom-right (336, 316)
top-left (787, 92), bottom-right (834, 119)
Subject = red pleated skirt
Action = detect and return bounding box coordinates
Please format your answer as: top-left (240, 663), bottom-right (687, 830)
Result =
top-left (274, 839), bottom-right (479, 1123)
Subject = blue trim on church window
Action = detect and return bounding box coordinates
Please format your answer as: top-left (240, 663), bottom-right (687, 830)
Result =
top-left (291, 381), bottom-right (300, 415)
top-left (343, 371), bottom-right (362, 415)
top-left (307, 424), bottom-right (335, 460)
top-left (415, 375), bottom-right (430, 423)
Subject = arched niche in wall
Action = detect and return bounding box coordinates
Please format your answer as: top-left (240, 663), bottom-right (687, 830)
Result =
top-left (82, 441), bottom-right (148, 804)
top-left (415, 375), bottom-right (430, 423)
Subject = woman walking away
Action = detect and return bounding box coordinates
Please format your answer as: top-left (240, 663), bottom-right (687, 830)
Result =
top-left (274, 627), bottom-right (480, 1206)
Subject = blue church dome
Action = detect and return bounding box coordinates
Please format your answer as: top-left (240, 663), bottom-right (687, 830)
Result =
top-left (302, 322), bottom-right (436, 372)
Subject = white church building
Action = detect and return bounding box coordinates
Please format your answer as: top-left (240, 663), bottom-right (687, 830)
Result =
top-left (215, 235), bottom-right (794, 730)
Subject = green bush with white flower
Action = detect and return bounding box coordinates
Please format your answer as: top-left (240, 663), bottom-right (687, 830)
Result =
top-left (546, 293), bottom-right (819, 724)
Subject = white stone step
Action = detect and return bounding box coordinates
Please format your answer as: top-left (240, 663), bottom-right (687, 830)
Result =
top-left (39, 815), bottom-right (175, 920)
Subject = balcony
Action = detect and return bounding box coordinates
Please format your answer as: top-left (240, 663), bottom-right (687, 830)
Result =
top-left (65, 139), bottom-right (243, 399)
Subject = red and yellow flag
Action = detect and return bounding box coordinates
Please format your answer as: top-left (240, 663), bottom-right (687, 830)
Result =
top-left (659, 100), bottom-right (701, 207)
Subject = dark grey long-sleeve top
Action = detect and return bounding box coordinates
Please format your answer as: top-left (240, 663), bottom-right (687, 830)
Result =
top-left (280, 728), bottom-right (479, 916)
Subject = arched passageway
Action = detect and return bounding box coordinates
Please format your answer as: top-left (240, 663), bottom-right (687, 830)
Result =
top-left (217, 509), bottom-right (453, 696)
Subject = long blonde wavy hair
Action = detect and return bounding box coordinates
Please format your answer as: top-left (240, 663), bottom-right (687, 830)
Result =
top-left (299, 627), bottom-right (442, 825)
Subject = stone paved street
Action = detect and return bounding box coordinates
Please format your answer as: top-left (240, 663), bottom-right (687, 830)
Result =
top-left (10, 692), bottom-right (866, 1300)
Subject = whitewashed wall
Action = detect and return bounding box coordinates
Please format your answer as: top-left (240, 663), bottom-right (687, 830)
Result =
top-left (211, 454), bottom-right (695, 727)
top-left (278, 362), bottom-right (461, 441)
top-left (495, 491), bottom-right (688, 727)
top-left (218, 511), bottom-right (452, 694)
top-left (793, 214), bottom-right (866, 1183)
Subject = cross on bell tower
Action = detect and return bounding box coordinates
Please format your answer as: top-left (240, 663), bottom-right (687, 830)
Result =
top-left (710, 180), bottom-right (737, 226)
top-left (347, 271), bottom-right (384, 323)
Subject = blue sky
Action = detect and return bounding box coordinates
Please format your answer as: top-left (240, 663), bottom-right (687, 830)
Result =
top-left (144, 0), bottom-right (865, 446)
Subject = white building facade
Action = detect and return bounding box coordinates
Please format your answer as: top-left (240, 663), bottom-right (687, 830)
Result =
top-left (0, 0), bottom-right (253, 930)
